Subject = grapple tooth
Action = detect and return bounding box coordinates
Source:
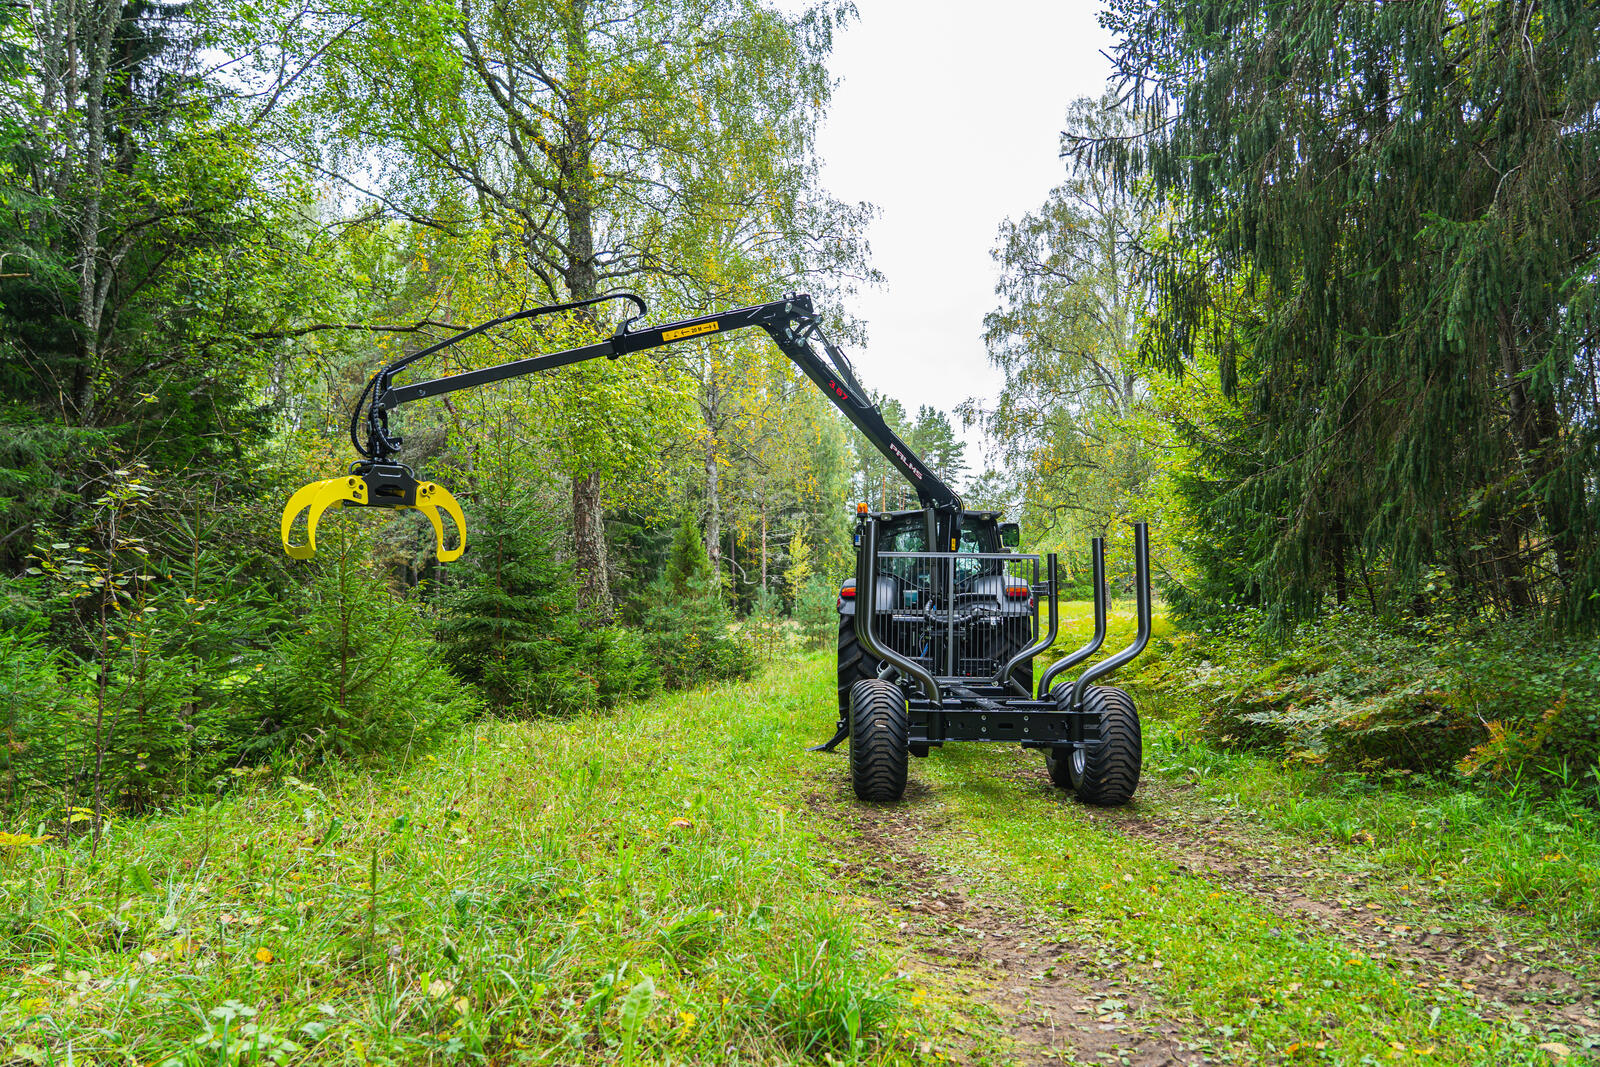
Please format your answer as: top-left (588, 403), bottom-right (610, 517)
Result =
top-left (414, 482), bottom-right (467, 562)
top-left (280, 476), bottom-right (369, 559)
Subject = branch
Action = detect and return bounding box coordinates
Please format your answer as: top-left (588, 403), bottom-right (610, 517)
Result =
top-left (249, 319), bottom-right (473, 341)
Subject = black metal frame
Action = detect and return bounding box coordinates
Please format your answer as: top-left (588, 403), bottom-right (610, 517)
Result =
top-left (853, 515), bottom-right (1152, 751)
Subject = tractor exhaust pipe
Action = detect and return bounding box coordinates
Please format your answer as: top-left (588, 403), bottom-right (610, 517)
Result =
top-left (1036, 537), bottom-right (1107, 699)
top-left (1067, 522), bottom-right (1152, 711)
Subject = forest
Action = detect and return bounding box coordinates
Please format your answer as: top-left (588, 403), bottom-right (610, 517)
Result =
top-left (1, 0), bottom-right (1598, 1064)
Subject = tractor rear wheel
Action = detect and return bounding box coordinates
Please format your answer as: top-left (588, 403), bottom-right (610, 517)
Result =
top-left (849, 679), bottom-right (909, 802)
top-left (837, 619), bottom-right (878, 716)
top-left (1049, 684), bottom-right (1140, 806)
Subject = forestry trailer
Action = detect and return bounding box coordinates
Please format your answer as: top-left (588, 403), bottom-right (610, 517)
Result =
top-left (282, 292), bottom-right (1151, 806)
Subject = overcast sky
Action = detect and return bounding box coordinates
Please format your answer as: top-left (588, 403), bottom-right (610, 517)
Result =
top-left (805, 0), bottom-right (1115, 475)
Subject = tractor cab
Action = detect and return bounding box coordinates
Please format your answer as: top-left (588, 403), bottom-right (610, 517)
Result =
top-left (837, 509), bottom-right (1018, 611)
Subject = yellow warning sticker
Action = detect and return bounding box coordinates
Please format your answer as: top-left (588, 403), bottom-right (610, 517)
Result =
top-left (663, 320), bottom-right (718, 342)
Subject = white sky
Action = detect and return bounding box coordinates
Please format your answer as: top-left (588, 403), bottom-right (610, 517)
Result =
top-left (807, 0), bottom-right (1114, 476)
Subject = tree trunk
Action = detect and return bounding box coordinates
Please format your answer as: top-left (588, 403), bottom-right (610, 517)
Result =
top-left (572, 470), bottom-right (612, 619)
top-left (704, 438), bottom-right (721, 582)
top-left (69, 0), bottom-right (122, 422)
top-left (558, 2), bottom-right (612, 619)
top-left (1497, 310), bottom-right (1535, 611)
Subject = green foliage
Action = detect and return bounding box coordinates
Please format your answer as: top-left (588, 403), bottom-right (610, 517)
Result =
top-left (245, 526), bottom-right (474, 760)
top-left (1138, 607), bottom-right (1600, 790)
top-left (903, 404), bottom-right (967, 487)
top-left (851, 396), bottom-right (970, 512)
top-left (663, 510), bottom-right (713, 599)
top-left (639, 575), bottom-right (757, 691)
top-left (794, 577), bottom-right (840, 651)
top-left (439, 500), bottom-right (658, 716)
top-left (0, 628), bottom-right (74, 818)
top-left (969, 94), bottom-right (1160, 553)
top-left (1102, 0), bottom-right (1600, 626)
top-left (1138, 682), bottom-right (1600, 934)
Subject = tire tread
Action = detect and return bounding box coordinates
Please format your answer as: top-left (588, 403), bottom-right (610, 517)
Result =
top-left (1048, 683), bottom-right (1140, 805)
top-left (849, 679), bottom-right (909, 802)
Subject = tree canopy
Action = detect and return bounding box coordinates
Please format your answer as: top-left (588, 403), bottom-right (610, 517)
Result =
top-left (1098, 0), bottom-right (1600, 626)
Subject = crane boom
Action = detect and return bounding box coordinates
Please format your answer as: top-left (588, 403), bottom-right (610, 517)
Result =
top-left (283, 292), bottom-right (961, 561)
top-left (361, 292), bottom-right (960, 510)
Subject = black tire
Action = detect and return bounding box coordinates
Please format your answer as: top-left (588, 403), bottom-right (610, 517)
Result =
top-left (1048, 684), bottom-right (1140, 806)
top-left (837, 618), bottom-right (878, 716)
top-left (1044, 741), bottom-right (1075, 790)
top-left (849, 679), bottom-right (909, 802)
top-left (1044, 683), bottom-right (1081, 790)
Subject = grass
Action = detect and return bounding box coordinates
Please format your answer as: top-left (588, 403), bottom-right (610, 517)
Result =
top-left (3, 608), bottom-right (1594, 1066)
top-left (1045, 600), bottom-right (1600, 938)
top-left (0, 666), bottom-right (915, 1066)
top-left (904, 738), bottom-right (1586, 1065)
top-left (1129, 661), bottom-right (1600, 938)
top-left (1139, 714), bottom-right (1600, 933)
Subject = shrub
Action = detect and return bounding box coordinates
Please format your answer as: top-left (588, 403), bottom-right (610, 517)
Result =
top-left (1140, 606), bottom-right (1600, 792)
top-left (638, 575), bottom-right (757, 691)
top-left (794, 577), bottom-right (840, 651)
top-left (243, 527), bottom-right (475, 760)
top-left (0, 627), bottom-right (80, 819)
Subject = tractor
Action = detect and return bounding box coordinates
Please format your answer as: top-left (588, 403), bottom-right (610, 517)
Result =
top-left (281, 291), bottom-right (1151, 806)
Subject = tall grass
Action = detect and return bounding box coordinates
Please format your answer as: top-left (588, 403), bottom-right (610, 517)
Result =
top-left (0, 666), bottom-right (906, 1065)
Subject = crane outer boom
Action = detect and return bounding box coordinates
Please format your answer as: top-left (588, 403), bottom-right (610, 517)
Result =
top-left (283, 292), bottom-right (962, 561)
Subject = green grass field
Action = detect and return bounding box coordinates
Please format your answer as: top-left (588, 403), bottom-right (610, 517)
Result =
top-left (2, 632), bottom-right (1595, 1064)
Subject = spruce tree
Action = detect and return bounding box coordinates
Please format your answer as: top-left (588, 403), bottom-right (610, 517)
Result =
top-left (1099, 0), bottom-right (1600, 626)
top-left (438, 498), bottom-right (601, 715)
top-left (664, 510), bottom-right (713, 600)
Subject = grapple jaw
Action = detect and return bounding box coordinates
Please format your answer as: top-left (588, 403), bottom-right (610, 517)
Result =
top-left (281, 463), bottom-right (465, 562)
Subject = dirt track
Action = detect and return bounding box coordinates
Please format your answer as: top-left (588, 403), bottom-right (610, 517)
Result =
top-left (812, 755), bottom-right (1600, 1066)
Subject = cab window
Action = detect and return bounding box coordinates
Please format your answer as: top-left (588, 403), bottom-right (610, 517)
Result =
top-left (882, 520), bottom-right (927, 553)
top-left (955, 520), bottom-right (991, 579)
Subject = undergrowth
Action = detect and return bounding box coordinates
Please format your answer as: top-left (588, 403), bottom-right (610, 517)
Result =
top-left (0, 665), bottom-right (907, 1065)
top-left (1141, 606), bottom-right (1600, 784)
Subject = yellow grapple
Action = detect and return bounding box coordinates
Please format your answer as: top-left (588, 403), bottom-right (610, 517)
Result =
top-left (281, 464), bottom-right (465, 562)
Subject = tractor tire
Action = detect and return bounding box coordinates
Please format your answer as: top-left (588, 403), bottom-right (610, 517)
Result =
top-left (849, 679), bottom-right (909, 802)
top-left (837, 619), bottom-right (878, 716)
top-left (1048, 684), bottom-right (1140, 806)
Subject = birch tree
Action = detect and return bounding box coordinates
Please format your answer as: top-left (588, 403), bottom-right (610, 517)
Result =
top-left (303, 0), bottom-right (867, 617)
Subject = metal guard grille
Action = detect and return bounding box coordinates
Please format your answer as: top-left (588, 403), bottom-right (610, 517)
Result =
top-left (866, 551), bottom-right (1044, 680)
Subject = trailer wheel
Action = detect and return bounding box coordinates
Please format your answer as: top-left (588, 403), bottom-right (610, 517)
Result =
top-left (1049, 684), bottom-right (1140, 806)
top-left (849, 679), bottom-right (909, 802)
top-left (837, 619), bottom-right (878, 716)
